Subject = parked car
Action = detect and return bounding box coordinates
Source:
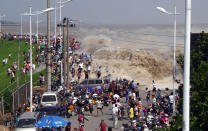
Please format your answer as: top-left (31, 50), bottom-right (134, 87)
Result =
top-left (78, 79), bottom-right (103, 87)
top-left (40, 92), bottom-right (58, 107)
top-left (15, 112), bottom-right (39, 131)
top-left (77, 78), bottom-right (111, 92)
top-left (37, 106), bottom-right (59, 119)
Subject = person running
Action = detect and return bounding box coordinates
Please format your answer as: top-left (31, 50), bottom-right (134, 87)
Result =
top-left (40, 73), bottom-right (45, 86)
top-left (65, 123), bottom-right (71, 131)
top-left (96, 98), bottom-right (103, 116)
top-left (105, 66), bottom-right (109, 75)
top-left (112, 104), bottom-right (119, 128)
top-left (169, 92), bottom-right (174, 113)
top-left (146, 91), bottom-right (151, 106)
top-left (88, 99), bottom-right (94, 116)
top-left (97, 66), bottom-right (102, 78)
top-left (129, 106), bottom-right (134, 120)
top-left (84, 70), bottom-right (89, 79)
top-left (11, 71), bottom-right (15, 83)
top-left (97, 120), bottom-right (108, 131)
top-left (157, 89), bottom-right (161, 99)
top-left (87, 65), bottom-right (91, 73)
top-left (137, 98), bottom-right (142, 119)
top-left (79, 124), bottom-right (84, 131)
top-left (152, 80), bottom-right (156, 95)
top-left (134, 105), bottom-right (139, 120)
top-left (135, 83), bottom-right (140, 98)
top-left (78, 113), bottom-right (84, 126)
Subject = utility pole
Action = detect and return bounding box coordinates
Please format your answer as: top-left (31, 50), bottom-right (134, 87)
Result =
top-left (63, 18), bottom-right (67, 87)
top-left (46, 0), bottom-right (52, 91)
top-left (57, 18), bottom-right (73, 87)
top-left (59, 0), bottom-right (62, 36)
top-left (66, 18), bottom-right (69, 88)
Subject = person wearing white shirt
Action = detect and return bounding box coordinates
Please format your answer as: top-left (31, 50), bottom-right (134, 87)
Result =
top-left (87, 65), bottom-right (91, 73)
top-left (112, 104), bottom-right (119, 128)
top-left (112, 100), bottom-right (122, 109)
top-left (96, 99), bottom-right (103, 116)
top-left (79, 62), bottom-right (83, 69)
top-left (169, 92), bottom-right (174, 113)
top-left (32, 64), bottom-right (36, 70)
top-left (153, 80), bottom-right (157, 88)
top-left (132, 92), bottom-right (136, 101)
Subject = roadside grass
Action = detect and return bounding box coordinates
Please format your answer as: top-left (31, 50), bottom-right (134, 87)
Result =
top-left (0, 39), bottom-right (47, 113)
top-left (0, 39), bottom-right (46, 94)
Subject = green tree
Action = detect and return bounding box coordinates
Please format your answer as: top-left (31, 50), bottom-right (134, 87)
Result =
top-left (170, 31), bottom-right (208, 130)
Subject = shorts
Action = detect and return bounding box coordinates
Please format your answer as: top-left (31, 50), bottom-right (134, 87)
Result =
top-left (97, 107), bottom-right (103, 110)
top-left (89, 107), bottom-right (93, 113)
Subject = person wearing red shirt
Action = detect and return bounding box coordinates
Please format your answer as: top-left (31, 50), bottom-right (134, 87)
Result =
top-left (97, 120), bottom-right (108, 131)
top-left (79, 125), bottom-right (84, 131)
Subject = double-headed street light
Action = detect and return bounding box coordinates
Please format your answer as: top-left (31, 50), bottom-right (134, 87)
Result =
top-left (23, 7), bottom-right (54, 112)
top-left (57, 0), bottom-right (72, 36)
top-left (156, 6), bottom-right (180, 114)
top-left (34, 8), bottom-right (54, 44)
top-left (54, 2), bottom-right (65, 44)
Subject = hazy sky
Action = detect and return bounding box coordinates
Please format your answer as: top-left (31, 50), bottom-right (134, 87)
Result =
top-left (0, 0), bottom-right (207, 24)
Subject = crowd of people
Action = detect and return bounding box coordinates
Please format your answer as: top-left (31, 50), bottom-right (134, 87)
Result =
top-left (1, 33), bottom-right (177, 131)
top-left (30, 78), bottom-right (176, 131)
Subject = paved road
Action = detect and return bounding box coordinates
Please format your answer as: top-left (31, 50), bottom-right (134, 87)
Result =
top-left (67, 89), bottom-right (149, 131)
top-left (68, 100), bottom-right (128, 131)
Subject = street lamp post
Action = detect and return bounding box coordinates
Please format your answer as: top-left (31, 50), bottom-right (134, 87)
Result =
top-left (156, 6), bottom-right (180, 114)
top-left (29, 6), bottom-right (33, 113)
top-left (36, 15), bottom-right (42, 44)
top-left (0, 14), bottom-right (6, 34)
top-left (37, 15), bottom-right (39, 44)
top-left (20, 14), bottom-right (23, 39)
top-left (23, 7), bottom-right (54, 112)
top-left (54, 3), bottom-right (65, 45)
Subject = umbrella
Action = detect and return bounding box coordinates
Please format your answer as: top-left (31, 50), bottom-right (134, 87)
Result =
top-left (35, 116), bottom-right (71, 128)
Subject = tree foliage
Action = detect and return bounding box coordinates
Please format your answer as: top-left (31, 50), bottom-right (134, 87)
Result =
top-left (170, 31), bottom-right (208, 130)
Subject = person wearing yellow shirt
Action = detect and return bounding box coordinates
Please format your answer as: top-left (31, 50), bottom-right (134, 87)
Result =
top-left (26, 106), bottom-right (30, 112)
top-left (129, 106), bottom-right (134, 120)
top-left (69, 57), bottom-right (72, 64)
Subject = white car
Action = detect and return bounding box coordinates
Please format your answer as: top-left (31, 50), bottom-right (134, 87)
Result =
top-left (40, 92), bottom-right (58, 107)
top-left (15, 112), bottom-right (39, 131)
